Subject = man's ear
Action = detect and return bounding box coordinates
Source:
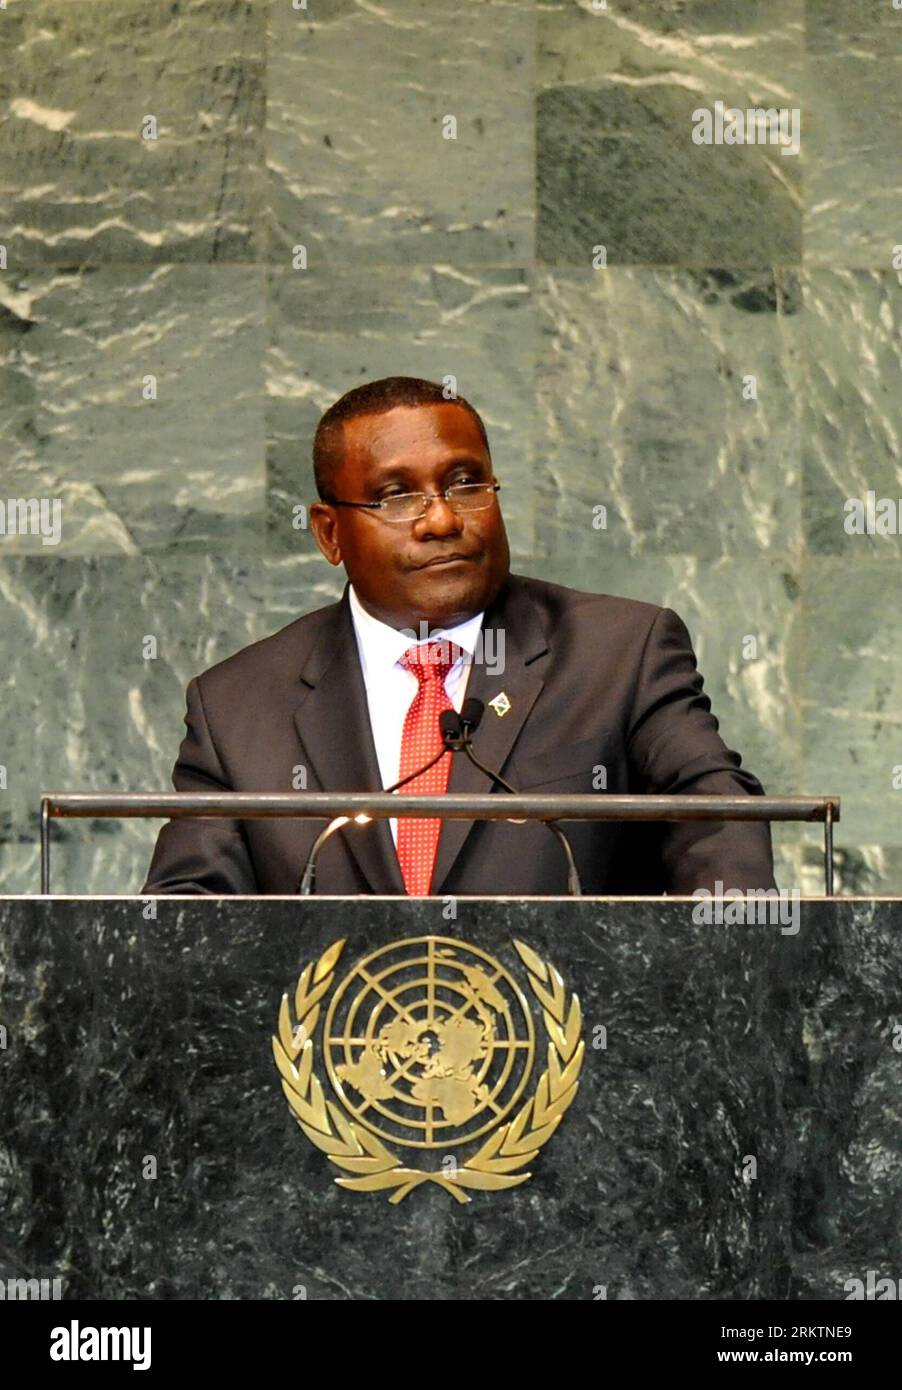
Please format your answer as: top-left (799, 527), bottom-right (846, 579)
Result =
top-left (309, 503), bottom-right (342, 566)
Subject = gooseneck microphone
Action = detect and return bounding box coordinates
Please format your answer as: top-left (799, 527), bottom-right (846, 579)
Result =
top-left (297, 814), bottom-right (367, 896)
top-left (444, 698), bottom-right (583, 896)
top-left (296, 716), bottom-right (463, 895)
top-left (297, 700), bottom-right (583, 895)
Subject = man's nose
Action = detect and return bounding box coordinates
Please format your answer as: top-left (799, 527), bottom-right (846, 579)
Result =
top-left (416, 495), bottom-right (462, 535)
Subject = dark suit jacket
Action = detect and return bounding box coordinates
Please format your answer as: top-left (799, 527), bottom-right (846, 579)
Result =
top-left (141, 573), bottom-right (776, 896)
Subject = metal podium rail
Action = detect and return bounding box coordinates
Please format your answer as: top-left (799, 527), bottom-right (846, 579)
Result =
top-left (39, 792), bottom-right (840, 895)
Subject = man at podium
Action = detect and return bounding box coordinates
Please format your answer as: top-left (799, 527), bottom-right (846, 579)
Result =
top-left (142, 376), bottom-right (776, 898)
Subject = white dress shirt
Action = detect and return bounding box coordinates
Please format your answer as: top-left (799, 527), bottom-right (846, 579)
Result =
top-left (347, 582), bottom-right (485, 847)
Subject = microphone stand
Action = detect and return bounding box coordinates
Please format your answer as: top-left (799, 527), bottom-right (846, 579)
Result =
top-left (448, 706), bottom-right (583, 897)
top-left (297, 708), bottom-right (583, 897)
top-left (296, 731), bottom-right (458, 896)
top-left (298, 815), bottom-right (367, 897)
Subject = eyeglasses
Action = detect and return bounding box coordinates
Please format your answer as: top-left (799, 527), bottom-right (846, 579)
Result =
top-left (322, 481), bottom-right (500, 524)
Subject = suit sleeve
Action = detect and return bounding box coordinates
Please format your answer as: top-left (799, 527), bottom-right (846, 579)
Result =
top-left (140, 676), bottom-right (259, 895)
top-left (627, 607), bottom-right (777, 894)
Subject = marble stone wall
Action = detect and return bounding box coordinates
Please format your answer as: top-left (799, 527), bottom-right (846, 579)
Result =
top-left (1, 1), bottom-right (901, 895)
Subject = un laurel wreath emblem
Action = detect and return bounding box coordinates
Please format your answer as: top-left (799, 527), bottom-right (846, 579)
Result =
top-left (272, 935), bottom-right (584, 1203)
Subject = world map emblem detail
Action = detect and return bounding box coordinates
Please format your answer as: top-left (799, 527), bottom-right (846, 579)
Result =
top-left (272, 935), bottom-right (584, 1203)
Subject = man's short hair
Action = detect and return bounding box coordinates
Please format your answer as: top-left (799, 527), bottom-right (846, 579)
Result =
top-left (312, 376), bottom-right (490, 500)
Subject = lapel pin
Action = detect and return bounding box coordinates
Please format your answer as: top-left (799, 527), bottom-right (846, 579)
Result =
top-left (488, 692), bottom-right (512, 718)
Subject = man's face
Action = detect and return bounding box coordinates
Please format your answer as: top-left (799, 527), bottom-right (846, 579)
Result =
top-left (310, 403), bottom-right (511, 629)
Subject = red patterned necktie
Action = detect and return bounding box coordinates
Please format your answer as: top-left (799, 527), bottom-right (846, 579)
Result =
top-left (396, 640), bottom-right (462, 896)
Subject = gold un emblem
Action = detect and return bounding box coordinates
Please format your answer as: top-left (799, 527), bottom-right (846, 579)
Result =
top-left (272, 935), bottom-right (584, 1203)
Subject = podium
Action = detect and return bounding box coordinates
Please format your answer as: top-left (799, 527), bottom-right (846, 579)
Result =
top-left (1, 895), bottom-right (899, 1300)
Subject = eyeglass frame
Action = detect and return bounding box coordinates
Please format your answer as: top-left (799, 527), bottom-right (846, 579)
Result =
top-left (320, 480), bottom-right (501, 522)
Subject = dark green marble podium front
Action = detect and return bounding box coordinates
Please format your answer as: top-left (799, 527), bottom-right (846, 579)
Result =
top-left (0, 897), bottom-right (899, 1301)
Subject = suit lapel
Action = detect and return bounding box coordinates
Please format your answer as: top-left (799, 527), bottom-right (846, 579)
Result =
top-left (291, 575), bottom-right (549, 896)
top-left (431, 576), bottom-right (549, 892)
top-left (292, 588), bottom-right (406, 894)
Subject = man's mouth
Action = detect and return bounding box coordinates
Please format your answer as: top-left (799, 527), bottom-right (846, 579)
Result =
top-left (415, 553), bottom-right (475, 569)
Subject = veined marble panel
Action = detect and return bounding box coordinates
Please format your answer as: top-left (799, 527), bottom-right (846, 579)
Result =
top-left (0, 0), bottom-right (265, 265)
top-left (534, 267), bottom-right (802, 560)
top-left (537, 0), bottom-right (803, 267)
top-left (268, 0), bottom-right (535, 269)
top-left (0, 265), bottom-right (266, 555)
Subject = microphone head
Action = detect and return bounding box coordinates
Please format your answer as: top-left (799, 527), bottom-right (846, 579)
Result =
top-left (439, 710), bottom-right (463, 745)
top-left (461, 697), bottom-right (484, 733)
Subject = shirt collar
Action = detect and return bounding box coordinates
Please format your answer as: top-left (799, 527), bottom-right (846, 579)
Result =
top-left (348, 581), bottom-right (485, 680)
